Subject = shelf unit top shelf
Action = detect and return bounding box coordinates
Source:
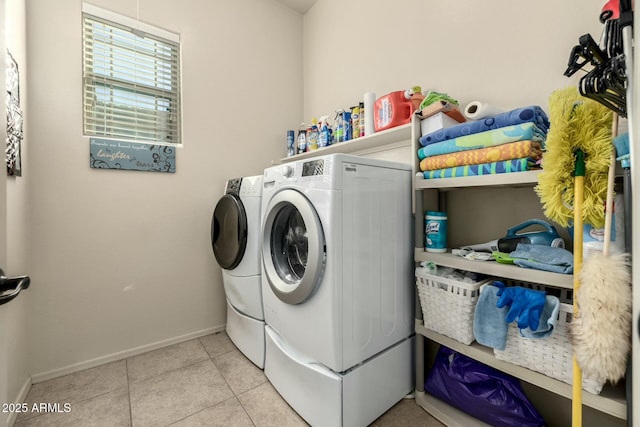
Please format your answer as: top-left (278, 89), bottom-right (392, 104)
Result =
top-left (416, 321), bottom-right (627, 420)
top-left (279, 123), bottom-right (412, 164)
top-left (415, 249), bottom-right (574, 289)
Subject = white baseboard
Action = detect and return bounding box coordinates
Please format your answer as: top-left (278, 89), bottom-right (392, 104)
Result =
top-left (7, 376), bottom-right (31, 427)
top-left (30, 324), bottom-right (226, 384)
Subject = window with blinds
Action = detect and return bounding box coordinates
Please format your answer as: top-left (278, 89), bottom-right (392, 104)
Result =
top-left (82, 6), bottom-right (181, 144)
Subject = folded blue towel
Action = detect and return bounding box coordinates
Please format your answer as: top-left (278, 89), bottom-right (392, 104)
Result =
top-left (420, 105), bottom-right (549, 147)
top-left (509, 243), bottom-right (574, 274)
top-left (473, 283), bottom-right (509, 350)
top-left (419, 105), bottom-right (550, 147)
top-left (519, 295), bottom-right (560, 339)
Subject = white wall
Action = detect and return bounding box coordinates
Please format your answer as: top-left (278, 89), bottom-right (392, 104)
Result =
top-left (2, 0), bottom-right (32, 425)
top-left (303, 0), bottom-right (605, 140)
top-left (26, 0), bottom-right (303, 378)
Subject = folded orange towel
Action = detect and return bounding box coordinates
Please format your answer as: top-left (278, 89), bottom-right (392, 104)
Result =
top-left (419, 140), bottom-right (543, 171)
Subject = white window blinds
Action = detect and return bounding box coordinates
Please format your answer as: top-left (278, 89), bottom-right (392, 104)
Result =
top-left (82, 7), bottom-right (181, 144)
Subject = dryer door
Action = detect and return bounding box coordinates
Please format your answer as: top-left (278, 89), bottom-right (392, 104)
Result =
top-left (211, 194), bottom-right (248, 270)
top-left (262, 189), bottom-right (325, 305)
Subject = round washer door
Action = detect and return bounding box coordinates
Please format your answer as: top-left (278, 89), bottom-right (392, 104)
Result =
top-left (262, 189), bottom-right (325, 305)
top-left (211, 194), bottom-right (248, 270)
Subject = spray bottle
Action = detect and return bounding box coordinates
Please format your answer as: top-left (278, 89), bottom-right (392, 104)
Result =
top-left (318, 115), bottom-right (331, 148)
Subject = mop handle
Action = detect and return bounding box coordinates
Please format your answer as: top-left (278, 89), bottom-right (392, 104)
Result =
top-left (572, 151), bottom-right (585, 427)
top-left (603, 113), bottom-right (618, 257)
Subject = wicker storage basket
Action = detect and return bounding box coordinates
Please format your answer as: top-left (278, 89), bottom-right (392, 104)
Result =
top-left (415, 267), bottom-right (492, 345)
top-left (492, 282), bottom-right (606, 395)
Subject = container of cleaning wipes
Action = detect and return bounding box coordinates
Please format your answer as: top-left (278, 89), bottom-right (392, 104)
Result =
top-left (425, 211), bottom-right (447, 253)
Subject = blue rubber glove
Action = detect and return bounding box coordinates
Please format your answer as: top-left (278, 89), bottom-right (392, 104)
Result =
top-left (523, 305), bottom-right (544, 331)
top-left (516, 289), bottom-right (546, 330)
top-left (496, 285), bottom-right (546, 331)
top-left (496, 286), bottom-right (523, 324)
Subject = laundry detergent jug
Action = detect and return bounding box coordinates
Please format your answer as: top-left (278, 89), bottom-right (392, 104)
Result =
top-left (374, 90), bottom-right (416, 132)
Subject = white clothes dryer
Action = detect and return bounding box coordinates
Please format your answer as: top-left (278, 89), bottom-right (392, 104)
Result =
top-left (260, 154), bottom-right (414, 426)
top-left (211, 175), bottom-right (264, 368)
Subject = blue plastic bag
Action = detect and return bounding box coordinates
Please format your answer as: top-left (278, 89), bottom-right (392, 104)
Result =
top-left (425, 346), bottom-right (545, 427)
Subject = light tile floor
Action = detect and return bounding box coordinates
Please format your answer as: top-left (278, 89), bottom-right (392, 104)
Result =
top-left (14, 332), bottom-right (445, 427)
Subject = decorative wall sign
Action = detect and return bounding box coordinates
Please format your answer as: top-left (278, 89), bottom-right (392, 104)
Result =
top-left (6, 50), bottom-right (23, 176)
top-left (90, 138), bottom-right (176, 173)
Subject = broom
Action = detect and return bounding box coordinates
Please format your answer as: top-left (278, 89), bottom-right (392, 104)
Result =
top-left (536, 87), bottom-right (612, 229)
top-left (535, 87), bottom-right (612, 426)
top-left (572, 148), bottom-right (585, 427)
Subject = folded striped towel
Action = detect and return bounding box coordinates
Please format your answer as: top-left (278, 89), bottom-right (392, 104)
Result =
top-left (422, 158), bottom-right (537, 179)
top-left (419, 140), bottom-right (543, 171)
top-left (417, 122), bottom-right (546, 160)
top-left (419, 105), bottom-right (550, 147)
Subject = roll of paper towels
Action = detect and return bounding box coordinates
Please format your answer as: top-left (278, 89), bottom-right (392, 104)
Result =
top-left (463, 101), bottom-right (504, 120)
top-left (364, 92), bottom-right (376, 136)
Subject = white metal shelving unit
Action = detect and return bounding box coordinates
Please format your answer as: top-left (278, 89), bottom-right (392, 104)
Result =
top-left (410, 114), bottom-right (628, 424)
top-left (414, 249), bottom-right (574, 289)
top-left (278, 123), bottom-right (411, 164)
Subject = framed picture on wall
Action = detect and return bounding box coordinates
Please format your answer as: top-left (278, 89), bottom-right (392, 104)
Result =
top-left (6, 49), bottom-right (23, 177)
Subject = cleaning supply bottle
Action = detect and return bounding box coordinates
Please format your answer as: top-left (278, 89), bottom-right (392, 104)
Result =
top-left (333, 110), bottom-right (345, 143)
top-left (318, 115), bottom-right (331, 148)
top-left (358, 102), bottom-right (365, 137)
top-left (342, 111), bottom-right (352, 141)
top-left (308, 118), bottom-right (319, 151)
top-left (351, 105), bottom-right (360, 139)
top-left (286, 130), bottom-right (295, 157)
top-left (297, 125), bottom-right (307, 154)
top-left (318, 123), bottom-right (330, 148)
top-left (374, 89), bottom-right (416, 132)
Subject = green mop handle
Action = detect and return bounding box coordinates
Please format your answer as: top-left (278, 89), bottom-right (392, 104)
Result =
top-left (572, 149), bottom-right (585, 427)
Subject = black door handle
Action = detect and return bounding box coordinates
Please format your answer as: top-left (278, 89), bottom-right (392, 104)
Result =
top-left (0, 268), bottom-right (31, 306)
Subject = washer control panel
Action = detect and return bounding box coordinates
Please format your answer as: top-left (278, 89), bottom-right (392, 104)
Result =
top-left (302, 159), bottom-right (325, 177)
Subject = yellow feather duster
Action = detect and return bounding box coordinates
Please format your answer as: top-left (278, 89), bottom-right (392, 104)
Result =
top-left (535, 87), bottom-right (613, 228)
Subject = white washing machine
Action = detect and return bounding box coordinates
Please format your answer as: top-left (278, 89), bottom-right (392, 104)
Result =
top-left (260, 154), bottom-right (414, 427)
top-left (211, 175), bottom-right (264, 368)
